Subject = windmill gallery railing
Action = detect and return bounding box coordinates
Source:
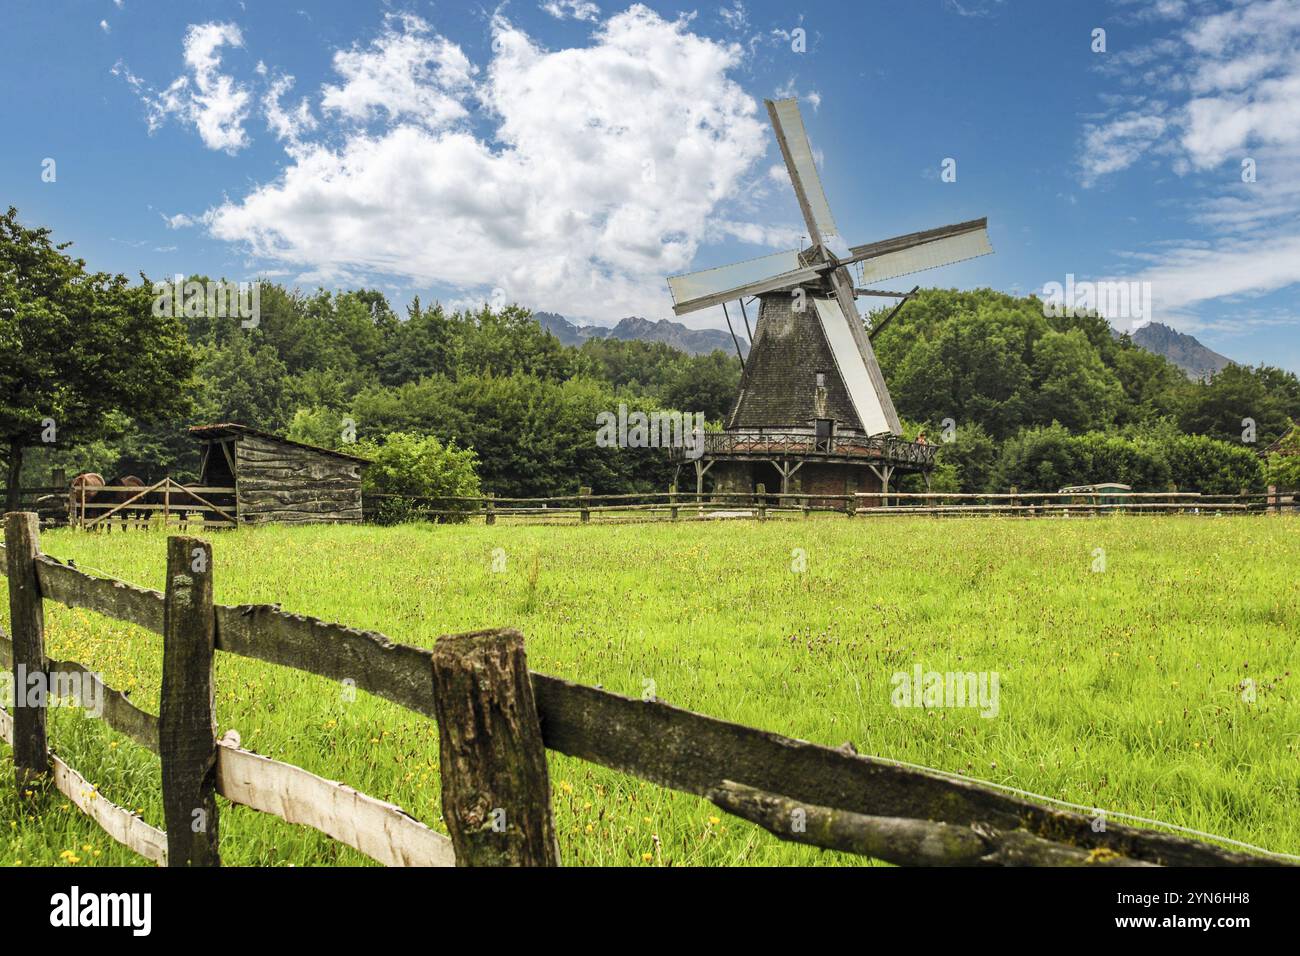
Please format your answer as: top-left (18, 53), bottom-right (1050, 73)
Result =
top-left (0, 512), bottom-right (1291, 867)
top-left (669, 431), bottom-right (940, 466)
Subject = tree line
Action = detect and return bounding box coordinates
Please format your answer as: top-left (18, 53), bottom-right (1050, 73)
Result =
top-left (3, 209), bottom-right (1298, 506)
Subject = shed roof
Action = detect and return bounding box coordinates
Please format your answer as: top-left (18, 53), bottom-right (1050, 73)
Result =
top-left (188, 423), bottom-right (372, 463)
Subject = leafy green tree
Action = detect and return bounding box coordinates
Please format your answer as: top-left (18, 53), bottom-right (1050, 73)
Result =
top-left (1029, 328), bottom-right (1124, 433)
top-left (1178, 363), bottom-right (1297, 448)
top-left (877, 293), bottom-right (1042, 440)
top-left (351, 372), bottom-right (674, 497)
top-left (190, 333), bottom-right (290, 432)
top-left (356, 431), bottom-right (480, 522)
top-left (991, 423), bottom-right (1262, 493)
top-left (453, 304), bottom-right (574, 381)
top-left (286, 406), bottom-right (350, 449)
top-left (929, 420), bottom-right (998, 492)
top-left (1076, 431), bottom-right (1170, 489)
top-left (1110, 337), bottom-right (1188, 424)
top-left (1157, 432), bottom-right (1265, 494)
top-left (0, 207), bottom-right (195, 508)
top-left (577, 338), bottom-right (686, 393)
top-left (662, 351), bottom-right (741, 423)
top-left (379, 297), bottom-right (455, 386)
top-left (989, 423), bottom-right (1089, 492)
top-left (1265, 424), bottom-right (1300, 492)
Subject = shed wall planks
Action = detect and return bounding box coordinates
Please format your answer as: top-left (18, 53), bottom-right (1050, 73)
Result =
top-left (233, 434), bottom-right (364, 523)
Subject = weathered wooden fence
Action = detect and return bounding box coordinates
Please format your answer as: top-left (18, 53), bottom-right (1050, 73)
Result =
top-left (72, 478), bottom-right (237, 531)
top-left (364, 487), bottom-right (1298, 525)
top-left (0, 511), bottom-right (1291, 867)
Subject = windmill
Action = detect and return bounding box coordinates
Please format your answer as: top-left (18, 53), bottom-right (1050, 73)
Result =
top-left (667, 96), bottom-right (993, 439)
top-left (665, 97), bottom-right (993, 501)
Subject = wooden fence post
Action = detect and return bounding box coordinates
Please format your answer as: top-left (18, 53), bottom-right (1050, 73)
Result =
top-left (755, 483), bottom-right (766, 521)
top-left (669, 484), bottom-right (678, 522)
top-left (1268, 484), bottom-right (1279, 514)
top-left (579, 486), bottom-right (591, 524)
top-left (5, 512), bottom-right (49, 797)
top-left (485, 494), bottom-right (496, 526)
top-left (159, 536), bottom-right (220, 866)
top-left (431, 628), bottom-right (560, 867)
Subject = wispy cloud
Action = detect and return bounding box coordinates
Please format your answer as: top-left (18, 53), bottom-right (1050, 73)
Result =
top-left (540, 1), bottom-right (601, 23)
top-left (1082, 0), bottom-right (1300, 334)
top-left (942, 0), bottom-right (1007, 19)
top-left (116, 22), bottom-right (252, 154)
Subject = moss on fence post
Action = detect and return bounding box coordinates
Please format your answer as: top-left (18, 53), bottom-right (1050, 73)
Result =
top-left (5, 512), bottom-right (49, 801)
top-left (159, 536), bottom-right (220, 866)
top-left (431, 628), bottom-right (559, 867)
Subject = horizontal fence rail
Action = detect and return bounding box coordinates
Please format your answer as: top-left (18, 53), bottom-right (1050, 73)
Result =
top-left (1, 515), bottom-right (453, 867)
top-left (363, 487), bottom-right (1297, 526)
top-left (2, 512), bottom-right (1293, 867)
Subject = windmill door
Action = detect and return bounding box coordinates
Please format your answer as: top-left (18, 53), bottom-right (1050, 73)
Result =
top-left (815, 418), bottom-right (834, 452)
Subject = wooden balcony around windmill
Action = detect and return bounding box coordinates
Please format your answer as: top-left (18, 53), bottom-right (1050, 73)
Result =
top-left (670, 429), bottom-right (938, 506)
top-left (673, 430), bottom-right (937, 466)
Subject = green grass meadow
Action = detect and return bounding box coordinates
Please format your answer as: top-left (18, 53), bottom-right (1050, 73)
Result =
top-left (2, 515), bottom-right (1298, 866)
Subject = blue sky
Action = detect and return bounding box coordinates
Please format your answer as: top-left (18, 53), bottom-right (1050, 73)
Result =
top-left (4, 0), bottom-right (1299, 372)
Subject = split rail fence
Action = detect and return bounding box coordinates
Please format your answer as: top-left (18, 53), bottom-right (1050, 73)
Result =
top-left (364, 487), bottom-right (1298, 525)
top-left (0, 511), bottom-right (1291, 867)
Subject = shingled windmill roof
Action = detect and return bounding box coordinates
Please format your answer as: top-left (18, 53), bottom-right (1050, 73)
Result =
top-left (728, 292), bottom-right (865, 431)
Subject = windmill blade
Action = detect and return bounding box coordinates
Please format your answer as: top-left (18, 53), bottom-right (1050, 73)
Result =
top-left (848, 217), bottom-right (992, 284)
top-left (667, 249), bottom-right (819, 316)
top-left (812, 297), bottom-right (895, 437)
top-left (826, 266), bottom-right (902, 434)
top-left (767, 98), bottom-right (838, 243)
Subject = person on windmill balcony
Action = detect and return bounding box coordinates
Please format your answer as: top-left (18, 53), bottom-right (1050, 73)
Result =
top-left (916, 430), bottom-right (928, 446)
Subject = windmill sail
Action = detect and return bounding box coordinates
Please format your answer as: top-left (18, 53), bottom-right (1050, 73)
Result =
top-left (667, 250), bottom-right (817, 315)
top-left (767, 98), bottom-right (838, 242)
top-left (850, 218), bottom-right (992, 284)
top-left (662, 93), bottom-right (993, 440)
top-left (813, 297), bottom-right (893, 436)
top-left (826, 266), bottom-right (902, 434)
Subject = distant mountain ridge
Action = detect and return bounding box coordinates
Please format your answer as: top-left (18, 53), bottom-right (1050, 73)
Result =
top-left (535, 312), bottom-right (748, 357)
top-left (534, 312), bottom-right (1230, 380)
top-left (1129, 322), bottom-right (1233, 381)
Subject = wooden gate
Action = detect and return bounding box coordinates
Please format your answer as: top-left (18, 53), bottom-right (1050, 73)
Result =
top-left (75, 477), bottom-right (237, 530)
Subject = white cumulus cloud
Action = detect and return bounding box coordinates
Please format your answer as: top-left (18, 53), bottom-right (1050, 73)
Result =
top-left (202, 7), bottom-right (769, 323)
top-left (320, 13), bottom-right (475, 130)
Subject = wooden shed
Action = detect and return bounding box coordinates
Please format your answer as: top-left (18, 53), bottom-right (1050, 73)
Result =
top-left (189, 423), bottom-right (370, 524)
